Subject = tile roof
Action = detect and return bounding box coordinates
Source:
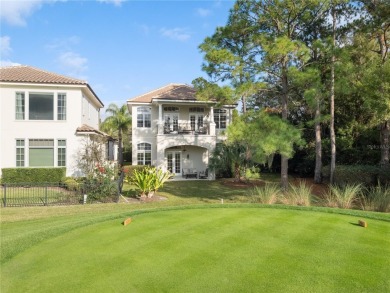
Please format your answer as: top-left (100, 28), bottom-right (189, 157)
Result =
top-left (0, 65), bottom-right (104, 107)
top-left (0, 65), bottom-right (86, 85)
top-left (76, 124), bottom-right (112, 138)
top-left (129, 83), bottom-right (198, 103)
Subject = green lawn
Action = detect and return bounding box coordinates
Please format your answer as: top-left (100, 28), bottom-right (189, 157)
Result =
top-left (1, 179), bottom-right (389, 292)
top-left (1, 206), bottom-right (390, 293)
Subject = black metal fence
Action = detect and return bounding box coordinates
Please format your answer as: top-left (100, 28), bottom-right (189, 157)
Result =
top-left (1, 182), bottom-right (120, 207)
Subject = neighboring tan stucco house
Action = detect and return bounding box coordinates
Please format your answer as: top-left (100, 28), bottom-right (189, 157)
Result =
top-left (127, 83), bottom-right (235, 179)
top-left (0, 65), bottom-right (116, 177)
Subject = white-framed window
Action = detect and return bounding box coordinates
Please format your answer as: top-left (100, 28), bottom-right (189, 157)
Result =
top-left (29, 93), bottom-right (54, 120)
top-left (189, 107), bottom-right (205, 130)
top-left (57, 140), bottom-right (66, 167)
top-left (164, 113), bottom-right (179, 132)
top-left (214, 109), bottom-right (227, 129)
top-left (137, 143), bottom-right (151, 165)
top-left (29, 139), bottom-right (54, 167)
top-left (16, 139), bottom-right (25, 167)
top-left (190, 114), bottom-right (204, 131)
top-left (57, 94), bottom-right (66, 120)
top-left (16, 139), bottom-right (66, 167)
top-left (137, 107), bottom-right (151, 128)
top-left (189, 107), bottom-right (204, 113)
top-left (15, 92), bottom-right (67, 121)
top-left (164, 106), bottom-right (179, 112)
top-left (15, 92), bottom-right (25, 120)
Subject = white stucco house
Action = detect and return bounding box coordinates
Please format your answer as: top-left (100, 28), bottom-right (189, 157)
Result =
top-left (0, 65), bottom-right (116, 177)
top-left (127, 83), bottom-right (235, 179)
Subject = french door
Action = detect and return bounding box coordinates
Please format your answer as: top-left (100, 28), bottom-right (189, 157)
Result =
top-left (167, 151), bottom-right (181, 174)
top-left (190, 114), bottom-right (204, 131)
top-left (164, 114), bottom-right (179, 132)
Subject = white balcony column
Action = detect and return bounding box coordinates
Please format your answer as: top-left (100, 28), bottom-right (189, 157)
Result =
top-left (227, 108), bottom-right (231, 126)
top-left (209, 106), bottom-right (216, 135)
top-left (158, 103), bottom-right (163, 134)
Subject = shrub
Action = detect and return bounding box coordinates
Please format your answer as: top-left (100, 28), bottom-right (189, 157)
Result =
top-left (61, 177), bottom-right (80, 191)
top-left (152, 168), bottom-right (173, 193)
top-left (123, 165), bottom-right (148, 178)
top-left (322, 165), bottom-right (382, 185)
top-left (360, 184), bottom-right (390, 213)
top-left (84, 162), bottom-right (119, 201)
top-left (322, 184), bottom-right (363, 209)
top-left (281, 182), bottom-right (312, 206)
top-left (244, 166), bottom-right (260, 182)
top-left (126, 166), bottom-right (172, 198)
top-left (377, 166), bottom-right (390, 184)
top-left (1, 168), bottom-right (66, 184)
top-left (250, 184), bottom-right (280, 204)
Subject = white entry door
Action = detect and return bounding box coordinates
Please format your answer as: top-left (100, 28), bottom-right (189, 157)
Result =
top-left (167, 151), bottom-right (181, 174)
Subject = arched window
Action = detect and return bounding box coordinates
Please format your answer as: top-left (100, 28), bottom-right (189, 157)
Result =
top-left (137, 143), bottom-right (151, 165)
top-left (137, 107), bottom-right (151, 128)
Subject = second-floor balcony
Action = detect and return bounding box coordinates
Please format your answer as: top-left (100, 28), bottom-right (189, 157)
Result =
top-left (163, 122), bottom-right (210, 135)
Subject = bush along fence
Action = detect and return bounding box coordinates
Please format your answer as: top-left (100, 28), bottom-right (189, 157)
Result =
top-left (1, 181), bottom-right (120, 207)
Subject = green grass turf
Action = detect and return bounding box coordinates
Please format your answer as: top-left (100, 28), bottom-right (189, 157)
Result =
top-left (2, 207), bottom-right (389, 293)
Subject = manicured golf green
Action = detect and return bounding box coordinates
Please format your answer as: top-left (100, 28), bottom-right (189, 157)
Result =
top-left (2, 207), bottom-right (389, 293)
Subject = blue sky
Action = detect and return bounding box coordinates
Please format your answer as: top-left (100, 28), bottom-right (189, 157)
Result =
top-left (0, 0), bottom-right (233, 111)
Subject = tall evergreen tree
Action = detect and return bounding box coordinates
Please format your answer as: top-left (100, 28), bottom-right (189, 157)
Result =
top-left (358, 0), bottom-right (390, 167)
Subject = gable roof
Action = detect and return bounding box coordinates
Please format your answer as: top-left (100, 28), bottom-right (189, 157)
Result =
top-left (0, 65), bottom-right (103, 107)
top-left (129, 83), bottom-right (199, 103)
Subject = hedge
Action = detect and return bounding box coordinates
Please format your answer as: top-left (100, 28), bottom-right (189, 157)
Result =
top-left (1, 168), bottom-right (66, 184)
top-left (322, 165), bottom-right (390, 185)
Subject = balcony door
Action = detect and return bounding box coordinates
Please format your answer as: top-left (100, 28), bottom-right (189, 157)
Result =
top-left (190, 114), bottom-right (204, 131)
top-left (167, 151), bottom-right (181, 174)
top-left (164, 113), bottom-right (179, 132)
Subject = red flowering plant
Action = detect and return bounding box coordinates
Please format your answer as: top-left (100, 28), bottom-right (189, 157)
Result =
top-left (84, 162), bottom-right (119, 201)
top-left (75, 137), bottom-right (120, 201)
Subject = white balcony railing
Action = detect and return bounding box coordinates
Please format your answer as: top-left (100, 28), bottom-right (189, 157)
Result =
top-left (162, 122), bottom-right (209, 135)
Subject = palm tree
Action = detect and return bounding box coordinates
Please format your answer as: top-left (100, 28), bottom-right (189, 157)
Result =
top-left (101, 103), bottom-right (132, 167)
top-left (209, 142), bottom-right (247, 182)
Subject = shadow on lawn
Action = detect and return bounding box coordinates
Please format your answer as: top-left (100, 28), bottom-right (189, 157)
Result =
top-left (159, 180), bottom-right (250, 202)
top-left (122, 174), bottom-right (329, 205)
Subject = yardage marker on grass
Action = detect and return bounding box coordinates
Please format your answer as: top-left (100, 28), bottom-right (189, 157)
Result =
top-left (123, 218), bottom-right (132, 226)
top-left (358, 220), bottom-right (367, 228)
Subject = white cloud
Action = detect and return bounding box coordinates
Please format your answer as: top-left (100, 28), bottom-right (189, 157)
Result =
top-left (46, 36), bottom-right (81, 51)
top-left (0, 36), bottom-right (12, 56)
top-left (0, 36), bottom-right (20, 66)
top-left (196, 8), bottom-right (211, 17)
top-left (0, 0), bottom-right (60, 26)
top-left (0, 60), bottom-right (21, 67)
top-left (160, 28), bottom-right (191, 42)
top-left (58, 51), bottom-right (88, 76)
top-left (97, 0), bottom-right (125, 7)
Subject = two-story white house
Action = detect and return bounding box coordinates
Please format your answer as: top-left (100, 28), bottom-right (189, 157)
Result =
top-left (127, 83), bottom-right (235, 178)
top-left (0, 65), bottom-right (115, 177)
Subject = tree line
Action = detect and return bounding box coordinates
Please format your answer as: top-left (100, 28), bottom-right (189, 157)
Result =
top-left (193, 0), bottom-right (389, 188)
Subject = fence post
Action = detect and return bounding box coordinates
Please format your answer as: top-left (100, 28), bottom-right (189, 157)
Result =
top-left (45, 185), bottom-right (48, 206)
top-left (3, 184), bottom-right (6, 207)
